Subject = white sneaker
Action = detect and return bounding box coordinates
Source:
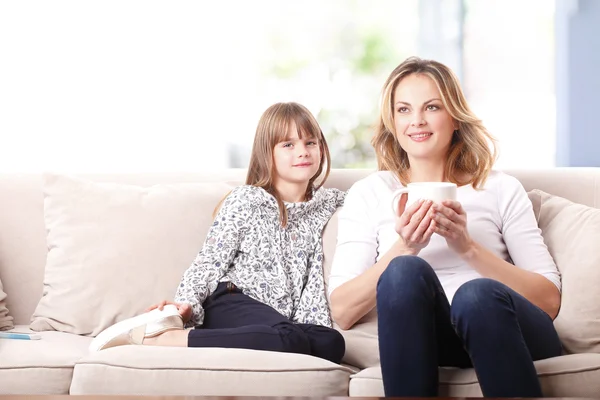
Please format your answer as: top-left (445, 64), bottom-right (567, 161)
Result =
top-left (89, 305), bottom-right (184, 352)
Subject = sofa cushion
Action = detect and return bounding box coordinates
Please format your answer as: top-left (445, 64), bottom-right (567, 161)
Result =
top-left (30, 173), bottom-right (235, 336)
top-left (0, 278), bottom-right (13, 330)
top-left (334, 308), bottom-right (379, 370)
top-left (0, 325), bottom-right (91, 394)
top-left (528, 189), bottom-right (600, 354)
top-left (348, 353), bottom-right (600, 397)
top-left (70, 345), bottom-right (353, 396)
top-left (322, 210), bottom-right (380, 369)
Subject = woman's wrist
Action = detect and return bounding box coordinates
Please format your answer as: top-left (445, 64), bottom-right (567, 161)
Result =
top-left (394, 237), bottom-right (420, 257)
top-left (458, 239), bottom-right (478, 261)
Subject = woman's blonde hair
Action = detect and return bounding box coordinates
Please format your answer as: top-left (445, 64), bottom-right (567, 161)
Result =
top-left (215, 102), bottom-right (331, 226)
top-left (372, 56), bottom-right (497, 188)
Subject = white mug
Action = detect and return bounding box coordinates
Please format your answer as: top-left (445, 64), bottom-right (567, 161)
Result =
top-left (391, 182), bottom-right (457, 215)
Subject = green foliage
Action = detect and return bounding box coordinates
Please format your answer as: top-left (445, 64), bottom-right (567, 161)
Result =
top-left (354, 30), bottom-right (396, 75)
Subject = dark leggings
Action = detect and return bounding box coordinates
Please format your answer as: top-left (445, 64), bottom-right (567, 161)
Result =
top-left (187, 282), bottom-right (345, 364)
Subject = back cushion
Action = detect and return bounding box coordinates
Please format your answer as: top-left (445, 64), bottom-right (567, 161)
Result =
top-left (0, 175), bottom-right (47, 325)
top-left (30, 174), bottom-right (235, 336)
top-left (322, 210), bottom-right (379, 369)
top-left (528, 189), bottom-right (600, 354)
top-left (0, 278), bottom-right (14, 330)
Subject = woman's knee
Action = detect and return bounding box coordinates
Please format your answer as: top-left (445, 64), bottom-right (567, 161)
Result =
top-left (377, 255), bottom-right (435, 300)
top-left (451, 278), bottom-right (510, 321)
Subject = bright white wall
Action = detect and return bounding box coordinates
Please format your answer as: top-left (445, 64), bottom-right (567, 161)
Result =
top-left (1, 1), bottom-right (558, 172)
top-left (0, 1), bottom-right (268, 172)
top-left (1, 0), bottom-right (409, 172)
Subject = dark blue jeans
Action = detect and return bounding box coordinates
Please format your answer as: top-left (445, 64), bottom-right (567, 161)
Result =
top-left (187, 282), bottom-right (345, 364)
top-left (376, 256), bottom-right (562, 397)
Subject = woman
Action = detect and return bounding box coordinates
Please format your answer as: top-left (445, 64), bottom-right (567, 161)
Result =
top-left (328, 57), bottom-right (562, 397)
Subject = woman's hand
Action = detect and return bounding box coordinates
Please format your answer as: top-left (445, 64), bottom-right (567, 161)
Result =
top-left (146, 300), bottom-right (193, 323)
top-left (395, 194), bottom-right (436, 255)
top-left (431, 200), bottom-right (474, 256)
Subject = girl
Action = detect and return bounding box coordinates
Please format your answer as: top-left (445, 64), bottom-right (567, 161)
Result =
top-left (90, 102), bottom-right (346, 364)
top-left (328, 57), bottom-right (562, 395)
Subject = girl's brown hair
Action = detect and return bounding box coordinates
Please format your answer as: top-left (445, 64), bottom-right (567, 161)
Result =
top-left (372, 56), bottom-right (497, 188)
top-left (216, 102), bottom-right (331, 226)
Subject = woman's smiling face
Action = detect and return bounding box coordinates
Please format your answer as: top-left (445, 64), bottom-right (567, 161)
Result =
top-left (393, 73), bottom-right (457, 162)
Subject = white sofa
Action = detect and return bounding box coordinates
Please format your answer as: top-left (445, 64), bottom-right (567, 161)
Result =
top-left (1, 168), bottom-right (599, 396)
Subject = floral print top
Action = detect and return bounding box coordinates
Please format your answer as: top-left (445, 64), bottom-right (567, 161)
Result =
top-left (174, 185), bottom-right (345, 328)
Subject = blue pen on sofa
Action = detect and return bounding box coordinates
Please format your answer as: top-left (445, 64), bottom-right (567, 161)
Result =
top-left (0, 332), bottom-right (41, 340)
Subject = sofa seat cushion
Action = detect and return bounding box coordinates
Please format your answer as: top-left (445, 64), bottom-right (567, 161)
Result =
top-left (348, 353), bottom-right (600, 397)
top-left (0, 326), bottom-right (91, 394)
top-left (70, 345), bottom-right (353, 396)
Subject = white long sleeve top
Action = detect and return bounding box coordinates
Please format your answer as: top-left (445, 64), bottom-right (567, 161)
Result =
top-left (175, 185), bottom-right (345, 328)
top-left (328, 170), bottom-right (561, 302)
